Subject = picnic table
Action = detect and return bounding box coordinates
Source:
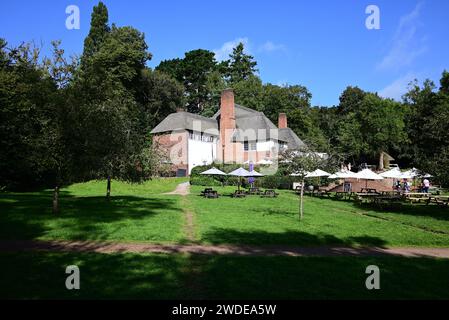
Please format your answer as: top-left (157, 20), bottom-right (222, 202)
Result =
top-left (360, 188), bottom-right (378, 194)
top-left (373, 195), bottom-right (403, 209)
top-left (403, 192), bottom-right (431, 204)
top-left (334, 191), bottom-right (353, 200)
top-left (232, 190), bottom-right (247, 198)
top-left (427, 196), bottom-right (449, 207)
top-left (261, 189), bottom-right (279, 198)
top-left (204, 190), bottom-right (219, 198)
top-left (354, 192), bottom-right (379, 204)
top-left (200, 188), bottom-right (213, 194)
top-left (201, 188), bottom-right (219, 198)
top-left (247, 187), bottom-right (262, 195)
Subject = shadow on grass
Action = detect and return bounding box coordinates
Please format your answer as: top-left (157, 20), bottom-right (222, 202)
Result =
top-left (0, 192), bottom-right (180, 241)
top-left (0, 251), bottom-right (187, 299)
top-left (201, 228), bottom-right (388, 247)
top-left (2, 251), bottom-right (449, 299)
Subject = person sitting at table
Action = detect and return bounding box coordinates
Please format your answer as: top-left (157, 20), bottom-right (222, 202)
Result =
top-left (403, 179), bottom-right (411, 193)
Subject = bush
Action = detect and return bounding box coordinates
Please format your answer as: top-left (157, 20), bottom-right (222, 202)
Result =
top-left (189, 176), bottom-right (222, 187)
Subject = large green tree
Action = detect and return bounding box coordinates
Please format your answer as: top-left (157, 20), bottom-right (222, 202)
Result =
top-left (225, 42), bottom-right (258, 83)
top-left (81, 1), bottom-right (110, 63)
top-left (156, 49), bottom-right (217, 113)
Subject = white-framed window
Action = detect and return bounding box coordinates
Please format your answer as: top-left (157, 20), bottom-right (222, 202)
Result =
top-left (244, 141), bottom-right (257, 151)
top-left (188, 131), bottom-right (215, 143)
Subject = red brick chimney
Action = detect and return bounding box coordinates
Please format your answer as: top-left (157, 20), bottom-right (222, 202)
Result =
top-left (220, 89), bottom-right (236, 162)
top-left (278, 113), bottom-right (288, 129)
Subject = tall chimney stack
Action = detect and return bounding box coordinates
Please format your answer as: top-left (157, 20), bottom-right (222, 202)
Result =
top-left (278, 113), bottom-right (288, 129)
top-left (220, 89), bottom-right (236, 163)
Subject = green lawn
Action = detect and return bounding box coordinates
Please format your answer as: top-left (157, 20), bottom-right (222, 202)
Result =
top-left (1, 180), bottom-right (449, 247)
top-left (189, 185), bottom-right (449, 247)
top-left (2, 180), bottom-right (449, 299)
top-left (0, 178), bottom-right (187, 243)
top-left (1, 251), bottom-right (449, 299)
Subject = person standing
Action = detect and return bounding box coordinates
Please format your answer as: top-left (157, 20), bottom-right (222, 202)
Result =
top-left (423, 178), bottom-right (430, 193)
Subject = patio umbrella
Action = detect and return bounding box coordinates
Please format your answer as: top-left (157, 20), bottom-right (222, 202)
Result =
top-left (380, 167), bottom-right (402, 189)
top-left (305, 169), bottom-right (331, 178)
top-left (328, 169), bottom-right (358, 179)
top-left (200, 167), bottom-right (227, 187)
top-left (200, 167), bottom-right (227, 176)
top-left (400, 167), bottom-right (419, 179)
top-left (355, 168), bottom-right (384, 188)
top-left (380, 167), bottom-right (402, 178)
top-left (305, 169), bottom-right (331, 189)
top-left (228, 167), bottom-right (251, 191)
top-left (248, 169), bottom-right (264, 177)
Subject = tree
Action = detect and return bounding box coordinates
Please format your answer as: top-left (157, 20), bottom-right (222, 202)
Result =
top-left (337, 86), bottom-right (366, 114)
top-left (156, 49), bottom-right (217, 113)
top-left (70, 9), bottom-right (154, 198)
top-left (137, 68), bottom-right (185, 133)
top-left (281, 147), bottom-right (325, 220)
top-left (225, 42), bottom-right (258, 83)
top-left (403, 72), bottom-right (449, 186)
top-left (0, 40), bottom-right (59, 191)
top-left (81, 1), bottom-right (110, 64)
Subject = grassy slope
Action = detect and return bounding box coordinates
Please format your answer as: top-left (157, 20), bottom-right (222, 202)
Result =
top-left (1, 251), bottom-right (449, 299)
top-left (189, 186), bottom-right (449, 247)
top-left (0, 178), bottom-right (187, 243)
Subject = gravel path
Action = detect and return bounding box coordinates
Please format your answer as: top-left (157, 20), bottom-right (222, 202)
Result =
top-left (163, 182), bottom-right (190, 195)
top-left (1, 240), bottom-right (449, 258)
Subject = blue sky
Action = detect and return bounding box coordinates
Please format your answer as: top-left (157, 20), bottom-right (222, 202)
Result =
top-left (1, 0), bottom-right (448, 106)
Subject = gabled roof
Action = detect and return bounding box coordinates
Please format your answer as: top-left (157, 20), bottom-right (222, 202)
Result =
top-left (212, 104), bottom-right (257, 119)
top-left (278, 128), bottom-right (306, 149)
top-left (232, 113), bottom-right (287, 142)
top-left (151, 104), bottom-right (306, 149)
top-left (150, 112), bottom-right (218, 135)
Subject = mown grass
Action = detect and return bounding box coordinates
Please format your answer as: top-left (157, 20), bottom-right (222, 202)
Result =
top-left (189, 185), bottom-right (449, 247)
top-left (1, 251), bottom-right (449, 299)
top-left (1, 180), bottom-right (449, 247)
top-left (0, 178), bottom-right (187, 243)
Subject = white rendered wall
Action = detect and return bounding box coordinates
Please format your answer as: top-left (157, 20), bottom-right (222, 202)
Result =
top-left (188, 139), bottom-right (217, 174)
top-left (256, 140), bottom-right (276, 151)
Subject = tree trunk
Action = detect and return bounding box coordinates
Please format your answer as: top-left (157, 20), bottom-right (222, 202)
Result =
top-left (106, 176), bottom-right (111, 200)
top-left (52, 185), bottom-right (59, 214)
top-left (299, 179), bottom-right (304, 220)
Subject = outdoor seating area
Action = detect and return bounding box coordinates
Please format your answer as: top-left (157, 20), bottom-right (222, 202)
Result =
top-left (199, 166), bottom-right (281, 199)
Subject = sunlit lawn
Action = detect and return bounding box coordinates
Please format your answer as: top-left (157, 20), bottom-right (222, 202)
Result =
top-left (1, 251), bottom-right (449, 299)
top-left (1, 180), bottom-right (449, 247)
top-left (189, 185), bottom-right (449, 247)
top-left (0, 178), bottom-right (188, 243)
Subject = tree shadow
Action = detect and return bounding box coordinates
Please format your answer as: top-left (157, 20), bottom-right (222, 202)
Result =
top-left (201, 228), bottom-right (389, 248)
top-left (0, 252), bottom-right (188, 299)
top-left (0, 191), bottom-right (180, 242)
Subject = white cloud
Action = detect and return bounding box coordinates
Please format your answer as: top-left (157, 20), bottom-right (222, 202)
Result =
top-left (213, 37), bottom-right (249, 61)
top-left (378, 72), bottom-right (418, 100)
top-left (258, 41), bottom-right (287, 53)
top-left (377, 3), bottom-right (427, 70)
top-left (213, 38), bottom-right (286, 61)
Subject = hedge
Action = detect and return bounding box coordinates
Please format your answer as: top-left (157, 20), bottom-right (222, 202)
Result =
top-left (189, 163), bottom-right (300, 189)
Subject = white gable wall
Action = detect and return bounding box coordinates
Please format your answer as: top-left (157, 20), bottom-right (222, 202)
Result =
top-left (187, 137), bottom-right (217, 174)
